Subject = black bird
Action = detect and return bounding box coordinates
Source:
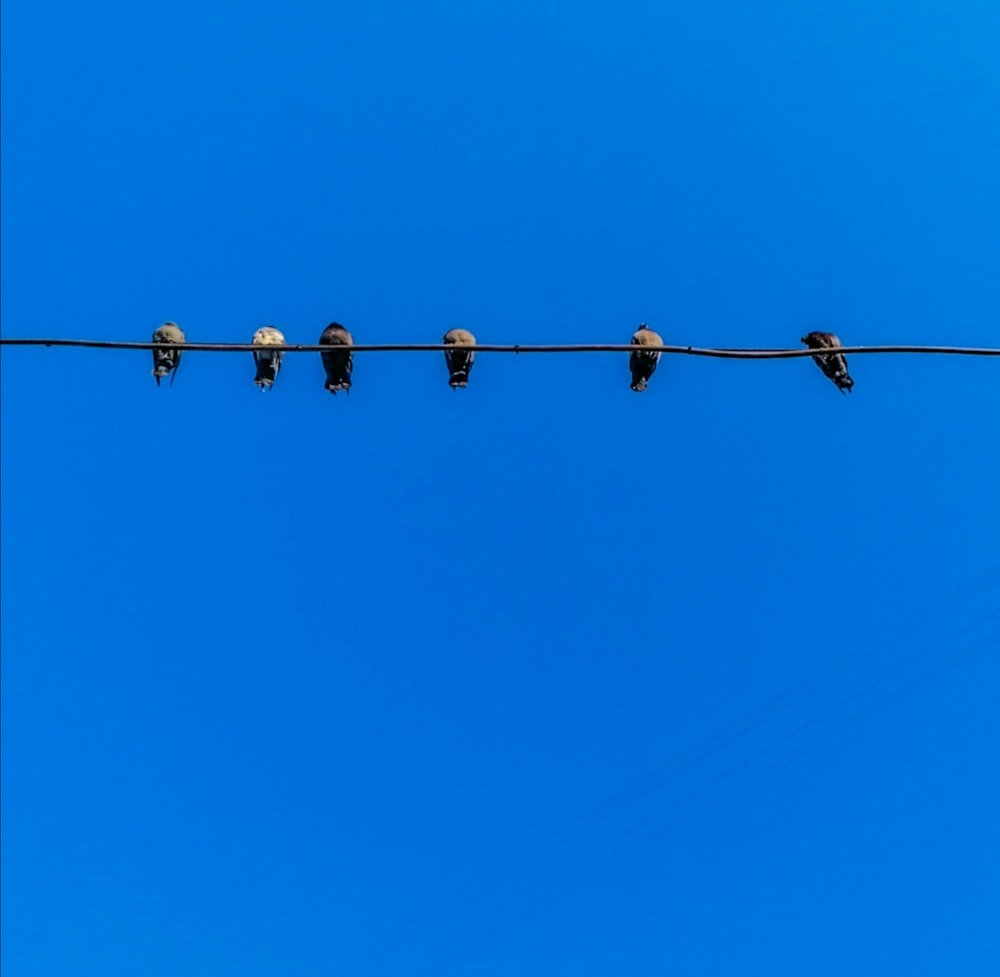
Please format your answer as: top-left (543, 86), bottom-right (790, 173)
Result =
top-left (319, 322), bottom-right (353, 394)
top-left (251, 326), bottom-right (286, 390)
top-left (801, 330), bottom-right (854, 393)
top-left (151, 322), bottom-right (185, 386)
top-left (443, 328), bottom-right (476, 388)
top-left (629, 323), bottom-right (663, 392)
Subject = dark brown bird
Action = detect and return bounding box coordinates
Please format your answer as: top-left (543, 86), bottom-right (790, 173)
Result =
top-left (801, 331), bottom-right (854, 393)
top-left (629, 323), bottom-right (663, 392)
top-left (151, 322), bottom-right (185, 386)
top-left (443, 328), bottom-right (476, 388)
top-left (319, 322), bottom-right (353, 394)
top-left (251, 326), bottom-right (286, 390)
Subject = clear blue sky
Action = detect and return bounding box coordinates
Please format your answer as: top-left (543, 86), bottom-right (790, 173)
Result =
top-left (2, 1), bottom-right (998, 974)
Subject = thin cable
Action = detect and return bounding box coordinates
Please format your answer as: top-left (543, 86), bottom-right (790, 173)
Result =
top-left (557, 567), bottom-right (1000, 845)
top-left (1, 338), bottom-right (999, 357)
top-left (340, 571), bottom-right (999, 976)
top-left (373, 617), bottom-right (998, 977)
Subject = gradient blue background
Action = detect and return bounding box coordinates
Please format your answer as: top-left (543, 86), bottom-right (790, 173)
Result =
top-left (2, 1), bottom-right (999, 974)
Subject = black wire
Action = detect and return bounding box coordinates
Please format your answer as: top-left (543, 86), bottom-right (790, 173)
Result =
top-left (2, 337), bottom-right (999, 357)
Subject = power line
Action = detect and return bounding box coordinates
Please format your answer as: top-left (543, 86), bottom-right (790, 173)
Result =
top-left (0, 338), bottom-right (999, 357)
top-left (344, 579), bottom-right (999, 976)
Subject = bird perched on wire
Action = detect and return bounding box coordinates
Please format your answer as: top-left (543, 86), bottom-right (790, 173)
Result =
top-left (251, 326), bottom-right (286, 390)
top-left (801, 330), bottom-right (854, 393)
top-left (443, 328), bottom-right (476, 388)
top-left (319, 322), bottom-right (353, 394)
top-left (629, 323), bottom-right (663, 392)
top-left (151, 322), bottom-right (186, 386)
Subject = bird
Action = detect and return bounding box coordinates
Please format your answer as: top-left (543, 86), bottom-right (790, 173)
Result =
top-left (319, 322), bottom-right (353, 394)
top-left (151, 322), bottom-right (186, 386)
top-left (629, 323), bottom-right (663, 392)
top-left (251, 326), bottom-right (286, 390)
top-left (443, 328), bottom-right (476, 388)
top-left (801, 330), bottom-right (854, 393)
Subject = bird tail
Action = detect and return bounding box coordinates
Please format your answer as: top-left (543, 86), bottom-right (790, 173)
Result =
top-left (153, 350), bottom-right (178, 386)
top-left (322, 351), bottom-right (353, 394)
top-left (325, 377), bottom-right (352, 395)
top-left (254, 365), bottom-right (277, 389)
top-left (630, 377), bottom-right (648, 393)
top-left (823, 356), bottom-right (853, 394)
top-left (448, 369), bottom-right (470, 388)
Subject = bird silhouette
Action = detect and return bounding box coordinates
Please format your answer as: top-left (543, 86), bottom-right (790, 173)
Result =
top-left (151, 322), bottom-right (185, 386)
top-left (319, 323), bottom-right (354, 394)
top-left (251, 326), bottom-right (286, 390)
top-left (801, 330), bottom-right (854, 393)
top-left (629, 323), bottom-right (663, 392)
top-left (443, 328), bottom-right (476, 388)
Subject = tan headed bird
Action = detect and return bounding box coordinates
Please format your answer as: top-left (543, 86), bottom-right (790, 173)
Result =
top-left (151, 322), bottom-right (186, 386)
top-left (443, 328), bottom-right (476, 388)
top-left (251, 326), bottom-right (286, 390)
top-left (629, 323), bottom-right (663, 392)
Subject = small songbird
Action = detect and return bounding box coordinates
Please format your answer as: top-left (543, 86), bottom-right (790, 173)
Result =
top-left (801, 330), bottom-right (854, 393)
top-left (151, 322), bottom-right (186, 386)
top-left (443, 328), bottom-right (476, 388)
top-left (319, 322), bottom-right (353, 394)
top-left (251, 326), bottom-right (286, 390)
top-left (629, 323), bottom-right (663, 392)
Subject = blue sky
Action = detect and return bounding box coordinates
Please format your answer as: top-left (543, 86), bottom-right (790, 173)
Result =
top-left (2, 1), bottom-right (998, 974)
